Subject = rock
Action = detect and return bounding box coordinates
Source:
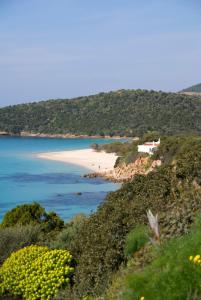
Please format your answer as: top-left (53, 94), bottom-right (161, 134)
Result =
top-left (84, 158), bottom-right (162, 183)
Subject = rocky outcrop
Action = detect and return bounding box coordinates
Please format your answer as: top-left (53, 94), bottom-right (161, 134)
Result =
top-left (85, 157), bottom-right (161, 182)
top-left (0, 131), bottom-right (9, 136)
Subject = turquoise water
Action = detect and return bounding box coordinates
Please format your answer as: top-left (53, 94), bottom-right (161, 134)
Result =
top-left (0, 137), bottom-right (119, 222)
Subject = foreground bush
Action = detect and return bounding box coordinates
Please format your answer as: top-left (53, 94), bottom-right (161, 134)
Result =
top-left (0, 224), bottom-right (42, 265)
top-left (49, 214), bottom-right (87, 250)
top-left (0, 245), bottom-right (74, 300)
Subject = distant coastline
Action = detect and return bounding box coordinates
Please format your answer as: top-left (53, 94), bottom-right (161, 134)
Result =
top-left (0, 131), bottom-right (129, 140)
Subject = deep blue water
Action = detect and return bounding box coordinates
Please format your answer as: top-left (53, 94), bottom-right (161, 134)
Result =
top-left (0, 137), bottom-right (119, 222)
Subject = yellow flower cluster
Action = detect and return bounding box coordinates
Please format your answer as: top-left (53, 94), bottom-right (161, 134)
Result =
top-left (0, 245), bottom-right (74, 300)
top-left (189, 254), bottom-right (201, 265)
top-left (140, 297), bottom-right (145, 300)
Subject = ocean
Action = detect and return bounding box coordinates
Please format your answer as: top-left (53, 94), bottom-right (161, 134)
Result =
top-left (0, 136), bottom-right (119, 222)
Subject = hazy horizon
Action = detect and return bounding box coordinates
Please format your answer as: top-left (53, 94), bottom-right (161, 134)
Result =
top-left (0, 0), bottom-right (201, 106)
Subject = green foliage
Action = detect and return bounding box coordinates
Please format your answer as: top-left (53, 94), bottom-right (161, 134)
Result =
top-left (99, 140), bottom-right (140, 166)
top-left (69, 169), bottom-right (201, 297)
top-left (176, 142), bottom-right (201, 184)
top-left (1, 203), bottom-right (64, 232)
top-left (49, 214), bottom-right (87, 250)
top-left (153, 136), bottom-right (201, 183)
top-left (124, 226), bottom-right (148, 258)
top-left (0, 224), bottom-right (43, 265)
top-left (140, 131), bottom-right (160, 144)
top-left (0, 245), bottom-right (74, 300)
top-left (117, 214), bottom-right (201, 300)
top-left (66, 136), bottom-right (201, 297)
top-left (1, 90), bottom-right (201, 136)
top-left (152, 136), bottom-right (187, 164)
top-left (98, 141), bottom-right (135, 156)
top-left (44, 211), bottom-right (64, 232)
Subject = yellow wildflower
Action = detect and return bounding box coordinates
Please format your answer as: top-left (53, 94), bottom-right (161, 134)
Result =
top-left (193, 255), bottom-right (200, 263)
top-left (0, 245), bottom-right (74, 299)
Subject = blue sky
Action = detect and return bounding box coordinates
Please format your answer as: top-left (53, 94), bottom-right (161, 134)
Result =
top-left (0, 0), bottom-right (201, 106)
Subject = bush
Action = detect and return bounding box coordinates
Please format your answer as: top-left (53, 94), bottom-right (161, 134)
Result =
top-left (0, 224), bottom-right (42, 265)
top-left (118, 214), bottom-right (201, 300)
top-left (124, 226), bottom-right (148, 258)
top-left (1, 203), bottom-right (64, 232)
top-left (49, 214), bottom-right (87, 250)
top-left (176, 142), bottom-right (201, 184)
top-left (0, 245), bottom-right (74, 300)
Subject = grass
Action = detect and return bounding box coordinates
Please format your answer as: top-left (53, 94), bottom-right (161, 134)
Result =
top-left (124, 225), bottom-right (148, 258)
top-left (120, 214), bottom-right (201, 300)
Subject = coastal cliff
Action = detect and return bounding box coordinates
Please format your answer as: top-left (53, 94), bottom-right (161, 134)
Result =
top-left (86, 156), bottom-right (161, 182)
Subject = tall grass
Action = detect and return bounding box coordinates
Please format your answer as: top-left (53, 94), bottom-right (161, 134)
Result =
top-left (121, 214), bottom-right (201, 300)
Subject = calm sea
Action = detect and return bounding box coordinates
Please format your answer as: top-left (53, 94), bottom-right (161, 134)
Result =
top-left (0, 136), bottom-right (119, 222)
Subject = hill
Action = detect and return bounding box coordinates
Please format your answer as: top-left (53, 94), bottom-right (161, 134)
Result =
top-left (1, 89), bottom-right (201, 137)
top-left (181, 83), bottom-right (201, 95)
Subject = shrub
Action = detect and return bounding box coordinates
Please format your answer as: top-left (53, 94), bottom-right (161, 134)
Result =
top-left (1, 203), bottom-right (64, 232)
top-left (118, 215), bottom-right (201, 300)
top-left (0, 245), bottom-right (74, 300)
top-left (176, 142), bottom-right (201, 184)
top-left (140, 131), bottom-right (160, 144)
top-left (49, 214), bottom-right (87, 250)
top-left (91, 143), bottom-right (101, 151)
top-left (124, 226), bottom-right (148, 258)
top-left (1, 203), bottom-right (45, 228)
top-left (0, 224), bottom-right (43, 265)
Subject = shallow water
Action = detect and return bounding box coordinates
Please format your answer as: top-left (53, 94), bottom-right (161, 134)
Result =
top-left (0, 136), bottom-right (119, 222)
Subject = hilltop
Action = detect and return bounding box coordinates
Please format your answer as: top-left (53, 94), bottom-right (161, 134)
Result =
top-left (180, 83), bottom-right (201, 96)
top-left (0, 89), bottom-right (201, 137)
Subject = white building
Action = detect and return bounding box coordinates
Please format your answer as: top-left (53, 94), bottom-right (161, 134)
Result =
top-left (138, 139), bottom-right (160, 155)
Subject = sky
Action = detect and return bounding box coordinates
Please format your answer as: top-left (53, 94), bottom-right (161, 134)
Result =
top-left (0, 0), bottom-right (201, 106)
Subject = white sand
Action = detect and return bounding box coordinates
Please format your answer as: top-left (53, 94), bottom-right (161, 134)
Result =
top-left (37, 149), bottom-right (118, 173)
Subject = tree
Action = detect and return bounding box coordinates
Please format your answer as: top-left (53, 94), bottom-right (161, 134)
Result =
top-left (1, 203), bottom-right (64, 231)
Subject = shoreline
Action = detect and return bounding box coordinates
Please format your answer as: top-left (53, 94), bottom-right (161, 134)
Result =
top-left (37, 148), bottom-right (118, 173)
top-left (0, 131), bottom-right (133, 140)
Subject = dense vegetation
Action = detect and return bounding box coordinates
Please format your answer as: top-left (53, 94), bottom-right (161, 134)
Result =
top-left (107, 214), bottom-right (201, 300)
top-left (1, 135), bottom-right (201, 299)
top-left (92, 131), bottom-right (160, 165)
top-left (0, 203), bottom-right (64, 232)
top-left (181, 83), bottom-right (201, 93)
top-left (0, 246), bottom-right (74, 300)
top-left (1, 90), bottom-right (201, 136)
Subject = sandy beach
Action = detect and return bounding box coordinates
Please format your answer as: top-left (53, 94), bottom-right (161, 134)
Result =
top-left (37, 149), bottom-right (118, 173)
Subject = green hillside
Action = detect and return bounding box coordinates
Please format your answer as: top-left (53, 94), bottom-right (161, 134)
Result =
top-left (1, 135), bottom-right (201, 300)
top-left (181, 83), bottom-right (201, 93)
top-left (1, 89), bottom-right (201, 136)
